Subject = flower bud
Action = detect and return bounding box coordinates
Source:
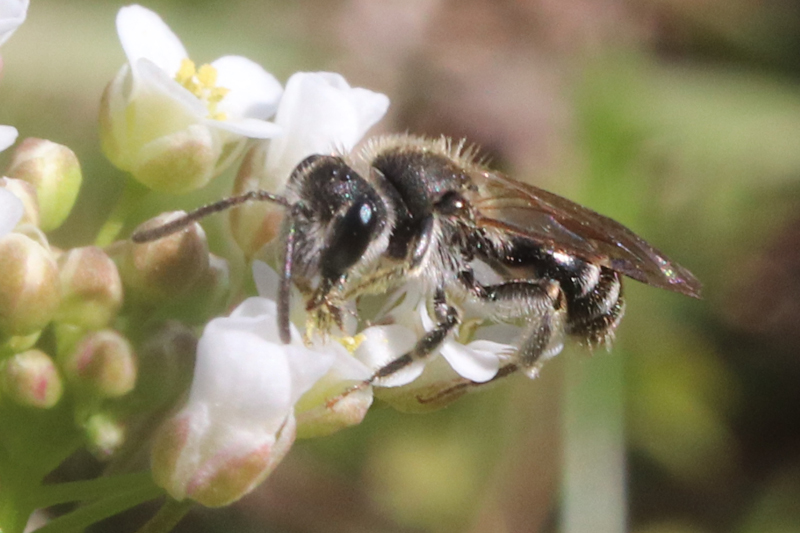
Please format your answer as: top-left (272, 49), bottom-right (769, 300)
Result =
top-left (229, 143), bottom-right (284, 257)
top-left (85, 413), bottom-right (126, 459)
top-left (118, 213), bottom-right (209, 303)
top-left (0, 330), bottom-right (42, 356)
top-left (150, 296), bottom-right (341, 506)
top-left (61, 329), bottom-right (137, 398)
top-left (56, 246), bottom-right (123, 329)
top-left (0, 233), bottom-right (61, 337)
top-left (6, 138), bottom-right (82, 231)
top-left (0, 177), bottom-right (39, 227)
top-left (152, 408), bottom-right (296, 507)
top-left (1, 349), bottom-right (63, 408)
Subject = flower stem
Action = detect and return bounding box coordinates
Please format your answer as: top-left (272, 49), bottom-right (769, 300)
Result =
top-left (30, 472), bottom-right (156, 508)
top-left (95, 178), bottom-right (148, 247)
top-left (134, 498), bottom-right (193, 533)
top-left (32, 482), bottom-right (163, 533)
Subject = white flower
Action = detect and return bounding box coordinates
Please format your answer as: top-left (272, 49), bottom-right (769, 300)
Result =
top-left (101, 5), bottom-right (282, 193)
top-left (151, 296), bottom-right (344, 507)
top-left (0, 125), bottom-right (17, 152)
top-left (230, 72), bottom-right (389, 256)
top-left (264, 71), bottom-right (390, 188)
top-left (0, 0), bottom-right (27, 47)
top-left (0, 126), bottom-right (22, 236)
top-left (251, 261), bottom-right (375, 438)
top-left (356, 284), bottom-right (517, 412)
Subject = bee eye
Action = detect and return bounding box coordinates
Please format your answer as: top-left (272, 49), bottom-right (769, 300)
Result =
top-left (435, 191), bottom-right (467, 215)
top-left (321, 198), bottom-right (380, 278)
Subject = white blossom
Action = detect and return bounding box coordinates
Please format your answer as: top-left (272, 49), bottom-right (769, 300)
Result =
top-left (101, 5), bottom-right (282, 193)
top-left (0, 0), bottom-right (27, 47)
top-left (151, 296), bottom-right (344, 506)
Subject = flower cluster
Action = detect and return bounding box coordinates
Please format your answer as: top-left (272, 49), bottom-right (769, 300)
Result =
top-left (0, 3), bottom-right (517, 530)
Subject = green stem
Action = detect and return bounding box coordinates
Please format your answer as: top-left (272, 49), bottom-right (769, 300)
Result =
top-left (95, 178), bottom-right (148, 247)
top-left (32, 483), bottom-right (163, 533)
top-left (30, 472), bottom-right (156, 508)
top-left (561, 348), bottom-right (627, 533)
top-left (134, 498), bottom-right (193, 533)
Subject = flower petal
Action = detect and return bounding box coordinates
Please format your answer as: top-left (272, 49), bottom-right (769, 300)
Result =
top-left (212, 55), bottom-right (282, 120)
top-left (192, 318), bottom-right (294, 433)
top-left (117, 5), bottom-right (187, 75)
top-left (264, 71), bottom-right (390, 186)
top-left (440, 340), bottom-right (503, 383)
top-left (354, 324), bottom-right (423, 387)
top-left (0, 125), bottom-right (17, 152)
top-left (0, 188), bottom-right (23, 236)
top-left (0, 0), bottom-right (27, 47)
top-left (133, 58), bottom-right (206, 117)
top-left (205, 117), bottom-right (281, 139)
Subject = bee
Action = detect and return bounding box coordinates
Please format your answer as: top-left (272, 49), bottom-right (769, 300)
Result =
top-left (133, 135), bottom-right (701, 386)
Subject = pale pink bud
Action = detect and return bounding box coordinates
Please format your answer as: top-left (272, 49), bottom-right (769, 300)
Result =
top-left (118, 213), bottom-right (209, 303)
top-left (6, 138), bottom-right (83, 231)
top-left (1, 349), bottom-right (63, 408)
top-left (61, 329), bottom-right (137, 398)
top-left (56, 246), bottom-right (123, 329)
top-left (0, 233), bottom-right (61, 337)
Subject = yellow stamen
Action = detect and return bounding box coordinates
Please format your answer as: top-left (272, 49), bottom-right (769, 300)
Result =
top-left (173, 58), bottom-right (229, 120)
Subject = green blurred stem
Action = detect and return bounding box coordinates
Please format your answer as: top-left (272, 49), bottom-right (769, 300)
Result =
top-left (95, 179), bottom-right (148, 247)
top-left (134, 498), bottom-right (193, 533)
top-left (30, 472), bottom-right (157, 508)
top-left (561, 349), bottom-right (627, 533)
top-left (33, 482), bottom-right (163, 533)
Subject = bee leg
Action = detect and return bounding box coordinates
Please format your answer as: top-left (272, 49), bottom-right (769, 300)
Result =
top-left (458, 270), bottom-right (567, 377)
top-left (415, 363), bottom-right (520, 405)
top-left (372, 288), bottom-right (460, 381)
top-left (328, 289), bottom-right (460, 407)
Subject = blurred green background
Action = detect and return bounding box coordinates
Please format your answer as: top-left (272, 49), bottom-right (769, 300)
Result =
top-left (4, 1), bottom-right (800, 532)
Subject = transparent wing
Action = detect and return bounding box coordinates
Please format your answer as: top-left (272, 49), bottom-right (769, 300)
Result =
top-left (467, 171), bottom-right (701, 298)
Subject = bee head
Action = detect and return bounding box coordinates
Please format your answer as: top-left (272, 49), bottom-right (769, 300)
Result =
top-left (282, 155), bottom-right (389, 320)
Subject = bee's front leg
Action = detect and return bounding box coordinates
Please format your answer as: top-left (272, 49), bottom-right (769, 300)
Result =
top-left (329, 289), bottom-right (460, 405)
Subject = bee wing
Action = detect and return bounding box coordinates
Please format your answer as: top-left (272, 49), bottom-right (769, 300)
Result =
top-left (468, 171), bottom-right (702, 298)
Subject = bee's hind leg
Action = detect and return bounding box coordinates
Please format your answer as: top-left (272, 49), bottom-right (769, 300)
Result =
top-left (458, 269), bottom-right (568, 377)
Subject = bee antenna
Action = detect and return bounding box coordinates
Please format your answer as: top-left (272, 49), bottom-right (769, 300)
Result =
top-left (131, 190), bottom-right (291, 243)
top-left (278, 205), bottom-right (303, 344)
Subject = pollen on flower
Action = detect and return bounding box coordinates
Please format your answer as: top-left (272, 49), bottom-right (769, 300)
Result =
top-left (338, 334), bottom-right (366, 354)
top-left (174, 58), bottom-right (230, 121)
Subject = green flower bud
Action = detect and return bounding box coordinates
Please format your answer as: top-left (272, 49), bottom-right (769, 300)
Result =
top-left (61, 329), bottom-right (137, 398)
top-left (229, 143), bottom-right (283, 257)
top-left (0, 233), bottom-right (61, 337)
top-left (0, 330), bottom-right (42, 357)
top-left (117, 213), bottom-right (210, 303)
top-left (0, 177), bottom-right (39, 227)
top-left (6, 138), bottom-right (83, 231)
top-left (1, 349), bottom-right (63, 408)
top-left (56, 246), bottom-right (123, 329)
top-left (85, 413), bottom-right (126, 459)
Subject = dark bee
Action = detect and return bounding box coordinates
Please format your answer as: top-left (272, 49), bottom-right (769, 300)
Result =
top-left (133, 135), bottom-right (701, 384)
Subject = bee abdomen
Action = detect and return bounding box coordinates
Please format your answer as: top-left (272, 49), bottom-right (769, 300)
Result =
top-left (564, 268), bottom-right (625, 347)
